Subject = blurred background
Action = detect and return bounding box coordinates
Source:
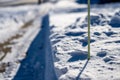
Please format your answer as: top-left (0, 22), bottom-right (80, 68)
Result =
top-left (0, 0), bottom-right (120, 6)
top-left (76, 0), bottom-right (120, 4)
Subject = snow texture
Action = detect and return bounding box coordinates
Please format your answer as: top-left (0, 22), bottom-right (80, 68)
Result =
top-left (0, 0), bottom-right (120, 80)
top-left (50, 1), bottom-right (120, 80)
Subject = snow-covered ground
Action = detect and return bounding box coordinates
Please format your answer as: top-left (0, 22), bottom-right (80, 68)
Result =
top-left (50, 1), bottom-right (120, 80)
top-left (0, 5), bottom-right (41, 80)
top-left (0, 3), bottom-right (53, 80)
top-left (0, 0), bottom-right (120, 80)
top-left (0, 0), bottom-right (38, 6)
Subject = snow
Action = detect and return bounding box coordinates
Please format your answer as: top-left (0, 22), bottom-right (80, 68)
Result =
top-left (50, 1), bottom-right (120, 80)
top-left (0, 0), bottom-right (120, 80)
top-left (13, 14), bottom-right (57, 80)
top-left (0, 4), bottom-right (53, 80)
top-left (0, 0), bottom-right (38, 6)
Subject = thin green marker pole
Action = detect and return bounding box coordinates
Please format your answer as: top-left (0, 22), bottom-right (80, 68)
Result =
top-left (88, 0), bottom-right (90, 60)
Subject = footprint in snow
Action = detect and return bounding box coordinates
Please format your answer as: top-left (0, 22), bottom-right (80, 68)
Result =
top-left (96, 51), bottom-right (107, 57)
top-left (105, 40), bottom-right (120, 44)
top-left (79, 37), bottom-right (95, 47)
top-left (109, 10), bottom-right (120, 28)
top-left (103, 30), bottom-right (117, 36)
top-left (103, 56), bottom-right (115, 63)
top-left (65, 31), bottom-right (86, 36)
top-left (114, 40), bottom-right (120, 43)
top-left (94, 32), bottom-right (101, 36)
top-left (68, 50), bottom-right (88, 62)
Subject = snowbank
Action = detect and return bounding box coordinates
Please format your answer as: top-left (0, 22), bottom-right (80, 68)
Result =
top-left (50, 2), bottom-right (120, 80)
